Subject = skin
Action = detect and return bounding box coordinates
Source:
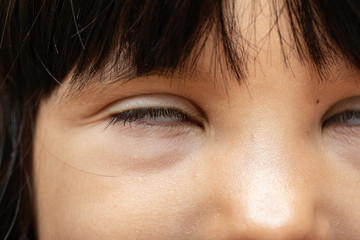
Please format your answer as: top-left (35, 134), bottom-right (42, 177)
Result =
top-left (33, 1), bottom-right (360, 239)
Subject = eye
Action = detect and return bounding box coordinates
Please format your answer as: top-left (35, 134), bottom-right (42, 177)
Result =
top-left (103, 94), bottom-right (205, 129)
top-left (322, 98), bottom-right (360, 169)
top-left (322, 97), bottom-right (360, 129)
top-left (109, 107), bottom-right (201, 127)
top-left (323, 110), bottom-right (360, 127)
top-left (324, 110), bottom-right (360, 127)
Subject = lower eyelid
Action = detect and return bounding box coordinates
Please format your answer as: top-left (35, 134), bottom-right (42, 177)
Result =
top-left (324, 123), bottom-right (360, 139)
top-left (128, 119), bottom-right (191, 128)
top-left (109, 112), bottom-right (189, 127)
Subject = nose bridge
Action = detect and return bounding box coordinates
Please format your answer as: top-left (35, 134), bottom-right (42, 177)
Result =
top-left (211, 123), bottom-right (330, 239)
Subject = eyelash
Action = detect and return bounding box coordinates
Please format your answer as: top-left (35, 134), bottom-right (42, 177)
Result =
top-left (108, 107), bottom-right (360, 129)
top-left (109, 107), bottom-right (197, 127)
top-left (324, 110), bottom-right (360, 126)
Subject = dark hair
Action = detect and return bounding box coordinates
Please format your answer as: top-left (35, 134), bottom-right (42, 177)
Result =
top-left (0, 0), bottom-right (359, 238)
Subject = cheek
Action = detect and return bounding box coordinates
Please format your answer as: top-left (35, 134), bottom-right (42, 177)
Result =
top-left (319, 129), bottom-right (360, 237)
top-left (98, 125), bottom-right (203, 172)
top-left (33, 114), bottom-right (209, 239)
top-left (45, 122), bottom-right (204, 175)
top-left (323, 129), bottom-right (360, 170)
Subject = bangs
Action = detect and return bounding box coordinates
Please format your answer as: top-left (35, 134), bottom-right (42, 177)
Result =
top-left (68, 0), bottom-right (360, 92)
top-left (66, 0), bottom-right (245, 91)
top-left (1, 0), bottom-right (359, 95)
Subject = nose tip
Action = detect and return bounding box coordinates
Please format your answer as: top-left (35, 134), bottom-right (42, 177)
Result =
top-left (236, 202), bottom-right (330, 239)
top-left (221, 182), bottom-right (331, 240)
top-left (203, 134), bottom-right (332, 239)
top-left (204, 203), bottom-right (330, 240)
top-left (204, 186), bottom-right (331, 240)
top-left (229, 177), bottom-right (330, 239)
top-left (207, 167), bottom-right (331, 239)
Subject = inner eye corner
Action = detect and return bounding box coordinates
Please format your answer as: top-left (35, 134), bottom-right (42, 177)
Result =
top-left (321, 119), bottom-right (331, 129)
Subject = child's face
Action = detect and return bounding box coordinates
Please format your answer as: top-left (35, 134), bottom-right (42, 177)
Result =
top-left (33, 1), bottom-right (360, 239)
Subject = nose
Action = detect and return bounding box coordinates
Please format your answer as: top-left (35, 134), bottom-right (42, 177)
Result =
top-left (226, 169), bottom-right (330, 239)
top-left (203, 139), bottom-right (331, 239)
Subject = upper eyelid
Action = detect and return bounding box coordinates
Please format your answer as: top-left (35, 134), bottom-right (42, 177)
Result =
top-left (114, 107), bottom-right (188, 120)
top-left (112, 107), bottom-right (205, 128)
top-left (323, 110), bottom-right (360, 126)
top-left (106, 107), bottom-right (207, 132)
top-left (104, 94), bottom-right (207, 120)
top-left (76, 93), bottom-right (207, 128)
top-left (322, 96), bottom-right (360, 122)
